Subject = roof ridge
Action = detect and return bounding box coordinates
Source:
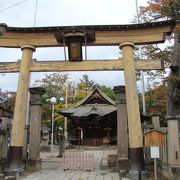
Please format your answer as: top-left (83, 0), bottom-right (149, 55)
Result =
top-left (77, 88), bottom-right (115, 106)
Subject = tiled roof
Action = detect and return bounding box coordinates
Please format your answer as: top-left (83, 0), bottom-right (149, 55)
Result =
top-left (59, 88), bottom-right (116, 118)
top-left (60, 104), bottom-right (116, 118)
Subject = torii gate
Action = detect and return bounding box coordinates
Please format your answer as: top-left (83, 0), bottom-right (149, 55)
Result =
top-left (0, 20), bottom-right (177, 174)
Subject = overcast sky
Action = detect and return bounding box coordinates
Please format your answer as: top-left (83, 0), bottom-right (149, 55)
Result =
top-left (0, 0), bottom-right (148, 91)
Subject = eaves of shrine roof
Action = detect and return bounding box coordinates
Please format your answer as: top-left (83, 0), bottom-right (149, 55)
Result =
top-left (6, 20), bottom-right (176, 33)
top-left (60, 106), bottom-right (76, 116)
top-left (60, 104), bottom-right (116, 118)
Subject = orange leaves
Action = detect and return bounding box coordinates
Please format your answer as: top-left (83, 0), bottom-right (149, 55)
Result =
top-left (145, 83), bottom-right (167, 114)
top-left (139, 0), bottom-right (179, 21)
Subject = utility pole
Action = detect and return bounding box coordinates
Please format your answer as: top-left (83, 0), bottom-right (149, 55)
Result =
top-left (64, 85), bottom-right (68, 143)
top-left (135, 0), bottom-right (146, 115)
top-left (33, 0), bottom-right (38, 27)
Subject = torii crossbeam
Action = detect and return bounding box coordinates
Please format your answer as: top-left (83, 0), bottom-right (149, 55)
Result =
top-left (0, 59), bottom-right (163, 73)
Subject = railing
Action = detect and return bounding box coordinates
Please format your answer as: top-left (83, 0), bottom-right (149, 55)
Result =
top-left (68, 137), bottom-right (117, 146)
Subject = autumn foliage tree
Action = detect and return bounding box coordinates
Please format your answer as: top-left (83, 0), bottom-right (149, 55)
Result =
top-left (139, 0), bottom-right (180, 22)
top-left (138, 0), bottom-right (180, 116)
top-left (145, 83), bottom-right (167, 114)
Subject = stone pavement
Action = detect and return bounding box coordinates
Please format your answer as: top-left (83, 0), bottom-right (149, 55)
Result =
top-left (21, 146), bottom-right (129, 180)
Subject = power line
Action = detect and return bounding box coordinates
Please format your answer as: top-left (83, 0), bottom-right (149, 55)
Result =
top-left (0, 0), bottom-right (29, 13)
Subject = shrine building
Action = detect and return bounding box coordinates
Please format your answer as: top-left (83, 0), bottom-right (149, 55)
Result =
top-left (59, 88), bottom-right (117, 146)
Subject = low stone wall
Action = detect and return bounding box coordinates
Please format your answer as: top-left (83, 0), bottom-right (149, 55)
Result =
top-left (158, 161), bottom-right (180, 179)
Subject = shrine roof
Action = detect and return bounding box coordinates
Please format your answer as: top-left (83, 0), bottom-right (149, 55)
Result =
top-left (5, 20), bottom-right (175, 33)
top-left (59, 88), bottom-right (116, 118)
top-left (77, 88), bottom-right (116, 106)
top-left (60, 104), bottom-right (116, 118)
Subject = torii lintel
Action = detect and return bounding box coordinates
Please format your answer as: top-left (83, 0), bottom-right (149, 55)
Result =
top-left (0, 20), bottom-right (176, 48)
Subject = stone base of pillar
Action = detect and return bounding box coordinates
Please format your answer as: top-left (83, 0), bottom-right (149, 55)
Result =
top-left (4, 167), bottom-right (24, 176)
top-left (0, 158), bottom-right (8, 173)
top-left (117, 158), bottom-right (129, 171)
top-left (127, 147), bottom-right (149, 179)
top-left (128, 169), bottom-right (149, 180)
top-left (4, 146), bottom-right (24, 176)
top-left (57, 142), bottom-right (65, 158)
top-left (168, 165), bottom-right (180, 180)
top-left (129, 147), bottom-right (145, 171)
top-left (26, 159), bottom-right (41, 172)
top-left (0, 173), bottom-right (5, 179)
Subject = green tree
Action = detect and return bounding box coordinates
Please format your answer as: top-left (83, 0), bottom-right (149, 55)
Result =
top-left (100, 85), bottom-right (116, 100)
top-left (73, 82), bottom-right (91, 103)
top-left (33, 73), bottom-right (69, 100)
top-left (33, 73), bottom-right (70, 128)
top-left (79, 74), bottom-right (99, 91)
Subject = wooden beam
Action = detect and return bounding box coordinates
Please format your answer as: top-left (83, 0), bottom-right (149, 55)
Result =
top-left (0, 59), bottom-right (163, 73)
top-left (0, 25), bottom-right (174, 47)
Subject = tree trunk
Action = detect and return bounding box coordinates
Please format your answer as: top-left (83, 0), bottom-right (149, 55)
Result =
top-left (167, 32), bottom-right (180, 116)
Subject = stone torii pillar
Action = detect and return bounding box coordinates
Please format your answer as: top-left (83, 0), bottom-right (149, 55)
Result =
top-left (27, 87), bottom-right (45, 171)
top-left (0, 115), bottom-right (9, 163)
top-left (166, 116), bottom-right (180, 179)
top-left (151, 112), bottom-right (161, 130)
top-left (119, 42), bottom-right (145, 174)
top-left (5, 45), bottom-right (35, 175)
top-left (114, 86), bottom-right (129, 171)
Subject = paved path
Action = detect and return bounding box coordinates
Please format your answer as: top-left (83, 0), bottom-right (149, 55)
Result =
top-left (23, 169), bottom-right (121, 180)
top-left (22, 146), bottom-right (124, 180)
